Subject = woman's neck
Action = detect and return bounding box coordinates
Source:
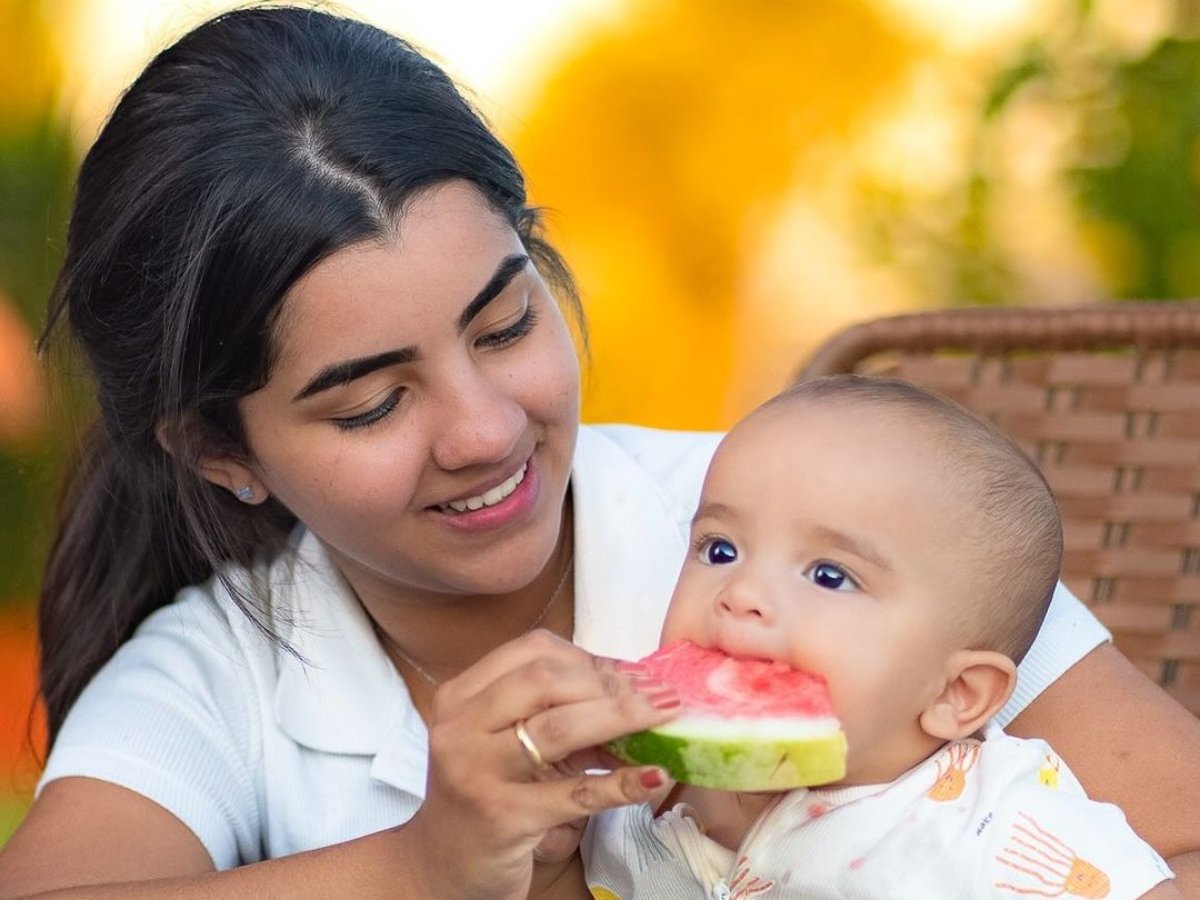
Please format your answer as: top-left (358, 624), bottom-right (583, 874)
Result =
top-left (348, 508), bottom-right (576, 690)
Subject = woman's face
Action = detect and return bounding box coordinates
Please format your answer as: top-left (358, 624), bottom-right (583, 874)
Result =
top-left (234, 180), bottom-right (581, 602)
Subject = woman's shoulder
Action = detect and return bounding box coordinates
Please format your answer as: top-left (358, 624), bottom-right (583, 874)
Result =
top-left (110, 577), bottom-right (274, 708)
top-left (39, 558), bottom-right (286, 869)
top-left (580, 422), bottom-right (723, 458)
top-left (130, 541), bottom-right (309, 677)
top-left (577, 423), bottom-right (723, 498)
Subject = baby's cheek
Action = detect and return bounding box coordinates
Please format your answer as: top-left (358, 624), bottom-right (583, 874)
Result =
top-left (658, 595), bottom-right (704, 647)
top-left (658, 611), bottom-right (687, 647)
top-left (825, 673), bottom-right (879, 738)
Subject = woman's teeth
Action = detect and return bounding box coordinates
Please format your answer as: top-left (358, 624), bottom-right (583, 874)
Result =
top-left (441, 463), bottom-right (527, 513)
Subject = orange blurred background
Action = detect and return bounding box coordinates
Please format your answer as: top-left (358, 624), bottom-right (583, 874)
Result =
top-left (3, 0), bottom-right (1200, 842)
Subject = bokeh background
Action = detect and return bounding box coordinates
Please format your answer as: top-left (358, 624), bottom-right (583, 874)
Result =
top-left (2, 0), bottom-right (1200, 842)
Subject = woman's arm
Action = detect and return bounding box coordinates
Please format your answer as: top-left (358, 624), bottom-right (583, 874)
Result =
top-left (0, 777), bottom-right (422, 898)
top-left (1007, 643), bottom-right (1200, 896)
top-left (0, 778), bottom-right (615, 900)
top-left (0, 632), bottom-right (676, 900)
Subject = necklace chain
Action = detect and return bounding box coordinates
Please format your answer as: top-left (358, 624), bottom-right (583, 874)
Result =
top-left (377, 557), bottom-right (575, 688)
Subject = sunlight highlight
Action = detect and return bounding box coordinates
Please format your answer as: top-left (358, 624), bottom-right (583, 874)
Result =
top-left (60, 0), bottom-right (622, 143)
top-left (880, 0), bottom-right (1034, 49)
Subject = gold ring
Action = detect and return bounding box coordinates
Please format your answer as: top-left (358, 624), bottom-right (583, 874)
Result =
top-left (514, 719), bottom-right (548, 771)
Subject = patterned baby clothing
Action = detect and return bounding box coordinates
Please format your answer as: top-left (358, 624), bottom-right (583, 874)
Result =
top-left (583, 734), bottom-right (1172, 899)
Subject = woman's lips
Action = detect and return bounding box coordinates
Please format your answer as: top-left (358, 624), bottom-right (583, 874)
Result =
top-left (436, 462), bottom-right (528, 513)
top-left (432, 457), bottom-right (540, 531)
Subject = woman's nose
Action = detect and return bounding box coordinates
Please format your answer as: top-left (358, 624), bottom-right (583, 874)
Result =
top-left (428, 367), bottom-right (525, 470)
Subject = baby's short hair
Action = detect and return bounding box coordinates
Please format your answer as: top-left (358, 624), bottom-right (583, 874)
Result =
top-left (763, 375), bottom-right (1063, 664)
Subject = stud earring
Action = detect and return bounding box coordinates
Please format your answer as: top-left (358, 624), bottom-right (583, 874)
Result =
top-left (234, 486), bottom-right (254, 502)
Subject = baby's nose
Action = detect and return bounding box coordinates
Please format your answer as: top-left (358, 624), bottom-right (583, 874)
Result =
top-left (716, 578), bottom-right (772, 622)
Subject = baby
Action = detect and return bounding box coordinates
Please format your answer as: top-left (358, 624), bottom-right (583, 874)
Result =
top-left (585, 375), bottom-right (1177, 899)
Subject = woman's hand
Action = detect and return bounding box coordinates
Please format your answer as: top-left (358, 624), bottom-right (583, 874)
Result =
top-left (401, 629), bottom-right (679, 900)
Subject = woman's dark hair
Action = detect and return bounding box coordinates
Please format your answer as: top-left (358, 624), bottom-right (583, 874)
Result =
top-left (38, 6), bottom-right (580, 743)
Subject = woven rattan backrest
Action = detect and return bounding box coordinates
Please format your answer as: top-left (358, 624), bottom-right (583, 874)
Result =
top-left (794, 301), bottom-right (1200, 716)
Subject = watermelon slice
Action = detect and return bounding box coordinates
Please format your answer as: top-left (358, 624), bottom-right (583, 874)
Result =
top-left (608, 641), bottom-right (847, 791)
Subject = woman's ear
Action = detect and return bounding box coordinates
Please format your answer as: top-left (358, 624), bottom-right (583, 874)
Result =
top-left (155, 420), bottom-right (268, 504)
top-left (919, 650), bottom-right (1017, 742)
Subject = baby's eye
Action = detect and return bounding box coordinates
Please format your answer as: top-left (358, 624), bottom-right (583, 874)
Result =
top-left (804, 561), bottom-right (859, 591)
top-left (697, 537), bottom-right (738, 565)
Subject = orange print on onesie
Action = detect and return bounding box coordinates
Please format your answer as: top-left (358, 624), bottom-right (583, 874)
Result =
top-left (995, 812), bottom-right (1110, 898)
top-left (729, 855), bottom-right (774, 899)
top-left (927, 741), bottom-right (981, 803)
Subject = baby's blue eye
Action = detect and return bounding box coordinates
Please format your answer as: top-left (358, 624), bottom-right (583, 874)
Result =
top-left (702, 539), bottom-right (738, 565)
top-left (806, 562), bottom-right (857, 591)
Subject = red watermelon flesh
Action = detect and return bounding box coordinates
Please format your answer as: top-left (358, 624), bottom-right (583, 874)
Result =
top-left (642, 640), bottom-right (839, 718)
top-left (608, 641), bottom-right (847, 790)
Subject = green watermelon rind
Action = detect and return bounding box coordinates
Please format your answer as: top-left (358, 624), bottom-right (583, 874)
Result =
top-left (608, 725), bottom-right (848, 791)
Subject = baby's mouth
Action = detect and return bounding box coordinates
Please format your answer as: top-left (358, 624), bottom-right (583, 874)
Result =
top-left (437, 463), bottom-right (528, 514)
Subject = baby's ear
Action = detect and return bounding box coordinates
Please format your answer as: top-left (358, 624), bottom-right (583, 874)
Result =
top-left (918, 650), bottom-right (1017, 742)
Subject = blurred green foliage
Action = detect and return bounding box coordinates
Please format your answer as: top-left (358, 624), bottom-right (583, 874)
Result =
top-left (0, 117), bottom-right (76, 607)
top-left (858, 0), bottom-right (1200, 307)
top-left (1072, 34), bottom-right (1200, 296)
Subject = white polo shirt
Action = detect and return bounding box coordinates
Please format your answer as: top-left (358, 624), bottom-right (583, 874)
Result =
top-left (38, 424), bottom-right (1108, 868)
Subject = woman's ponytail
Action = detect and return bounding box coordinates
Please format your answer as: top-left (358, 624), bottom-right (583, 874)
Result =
top-left (38, 424), bottom-right (209, 743)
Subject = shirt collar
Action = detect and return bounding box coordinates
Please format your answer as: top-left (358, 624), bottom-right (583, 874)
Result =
top-left (271, 531), bottom-right (429, 796)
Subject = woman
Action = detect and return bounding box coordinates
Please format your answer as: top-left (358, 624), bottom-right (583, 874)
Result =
top-left (0, 7), bottom-right (1196, 899)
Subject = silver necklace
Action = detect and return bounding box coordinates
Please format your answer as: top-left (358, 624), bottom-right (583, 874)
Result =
top-left (376, 558), bottom-right (575, 688)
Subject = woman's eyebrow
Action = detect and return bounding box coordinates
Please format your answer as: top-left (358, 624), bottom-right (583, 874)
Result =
top-left (457, 253), bottom-right (530, 333)
top-left (293, 347), bottom-right (417, 401)
top-left (292, 254), bottom-right (530, 402)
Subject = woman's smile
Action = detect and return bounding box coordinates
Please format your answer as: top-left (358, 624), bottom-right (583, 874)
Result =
top-left (432, 455), bottom-right (544, 533)
top-left (436, 460), bottom-right (528, 513)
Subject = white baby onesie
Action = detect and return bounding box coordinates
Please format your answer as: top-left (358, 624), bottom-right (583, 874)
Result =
top-left (583, 734), bottom-right (1172, 899)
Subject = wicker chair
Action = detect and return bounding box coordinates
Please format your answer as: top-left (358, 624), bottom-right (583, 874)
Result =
top-left (794, 300), bottom-right (1200, 716)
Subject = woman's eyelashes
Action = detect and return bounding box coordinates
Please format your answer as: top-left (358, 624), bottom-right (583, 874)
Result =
top-left (330, 305), bottom-right (540, 431)
top-left (475, 303), bottom-right (538, 349)
top-left (333, 387), bottom-right (404, 431)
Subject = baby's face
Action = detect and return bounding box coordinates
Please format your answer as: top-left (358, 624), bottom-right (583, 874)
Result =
top-left (661, 399), bottom-right (983, 785)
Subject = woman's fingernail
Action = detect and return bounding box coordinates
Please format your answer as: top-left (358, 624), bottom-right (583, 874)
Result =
top-left (639, 767), bottom-right (665, 789)
top-left (647, 689), bottom-right (681, 710)
top-left (630, 675), bottom-right (666, 691)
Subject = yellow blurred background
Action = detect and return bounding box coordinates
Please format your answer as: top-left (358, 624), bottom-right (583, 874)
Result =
top-left (2, 0), bottom-right (1199, 840)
